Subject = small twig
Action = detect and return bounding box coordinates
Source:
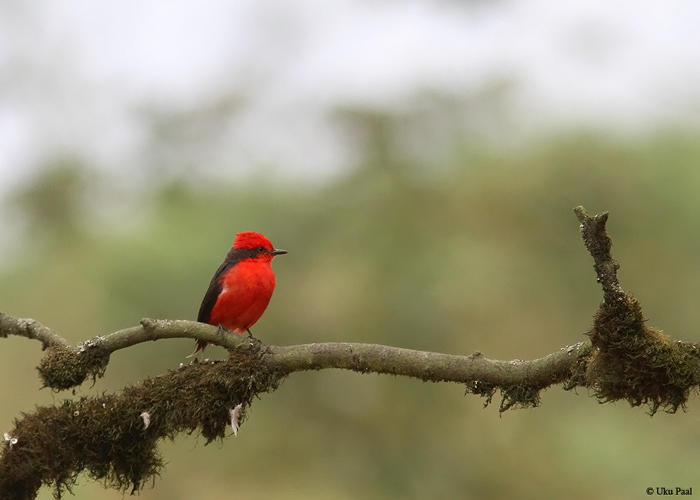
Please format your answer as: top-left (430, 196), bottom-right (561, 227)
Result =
top-left (573, 206), bottom-right (624, 305)
top-left (0, 314), bottom-right (250, 355)
top-left (0, 313), bottom-right (70, 350)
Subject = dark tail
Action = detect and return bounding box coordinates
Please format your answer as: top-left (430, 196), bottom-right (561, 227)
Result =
top-left (187, 339), bottom-right (208, 358)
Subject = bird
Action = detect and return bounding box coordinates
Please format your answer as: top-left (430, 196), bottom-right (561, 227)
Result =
top-left (189, 232), bottom-right (287, 356)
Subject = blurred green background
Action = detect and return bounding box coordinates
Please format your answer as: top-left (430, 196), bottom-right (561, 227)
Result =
top-left (2, 109), bottom-right (700, 499)
top-left (3, 2), bottom-right (700, 499)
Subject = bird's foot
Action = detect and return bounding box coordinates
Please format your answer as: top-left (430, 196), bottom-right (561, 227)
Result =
top-left (246, 328), bottom-right (262, 345)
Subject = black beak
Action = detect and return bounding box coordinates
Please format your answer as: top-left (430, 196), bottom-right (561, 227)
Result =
top-left (271, 248), bottom-right (288, 256)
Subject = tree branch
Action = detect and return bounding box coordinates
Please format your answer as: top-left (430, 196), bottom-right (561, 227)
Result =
top-left (0, 311), bottom-right (589, 404)
top-left (572, 206), bottom-right (700, 414)
top-left (573, 206), bottom-right (624, 304)
top-left (0, 314), bottom-right (70, 350)
top-left (265, 341), bottom-right (589, 402)
top-left (2, 205), bottom-right (700, 499)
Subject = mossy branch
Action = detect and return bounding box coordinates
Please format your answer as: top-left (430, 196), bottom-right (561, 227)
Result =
top-left (572, 206), bottom-right (700, 413)
top-left (0, 313), bottom-right (588, 396)
top-left (0, 316), bottom-right (590, 499)
top-left (2, 206), bottom-right (700, 499)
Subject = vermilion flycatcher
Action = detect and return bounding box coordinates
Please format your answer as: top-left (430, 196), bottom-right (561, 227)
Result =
top-left (190, 232), bottom-right (287, 356)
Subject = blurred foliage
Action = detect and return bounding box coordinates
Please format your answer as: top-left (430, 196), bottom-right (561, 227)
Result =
top-left (2, 105), bottom-right (700, 500)
top-left (10, 157), bottom-right (90, 241)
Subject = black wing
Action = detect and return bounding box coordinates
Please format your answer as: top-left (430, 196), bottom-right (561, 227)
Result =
top-left (197, 247), bottom-right (263, 323)
top-left (197, 260), bottom-right (235, 323)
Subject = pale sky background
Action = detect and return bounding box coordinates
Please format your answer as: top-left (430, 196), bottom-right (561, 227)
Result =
top-left (1, 0), bottom-right (699, 196)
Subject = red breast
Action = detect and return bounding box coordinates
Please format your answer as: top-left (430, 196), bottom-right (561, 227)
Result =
top-left (207, 257), bottom-right (277, 332)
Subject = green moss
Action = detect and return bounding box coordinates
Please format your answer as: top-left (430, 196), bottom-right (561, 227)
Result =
top-left (562, 342), bottom-right (592, 391)
top-left (498, 384), bottom-right (542, 412)
top-left (467, 380), bottom-right (497, 408)
top-left (0, 345), bottom-right (286, 498)
top-left (36, 345), bottom-right (110, 390)
top-left (467, 380), bottom-right (542, 413)
top-left (585, 296), bottom-right (700, 414)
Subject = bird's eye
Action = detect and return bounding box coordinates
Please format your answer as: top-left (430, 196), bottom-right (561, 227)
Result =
top-left (257, 246), bottom-right (266, 252)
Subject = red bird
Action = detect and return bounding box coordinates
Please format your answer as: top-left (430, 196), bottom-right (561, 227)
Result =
top-left (190, 232), bottom-right (287, 356)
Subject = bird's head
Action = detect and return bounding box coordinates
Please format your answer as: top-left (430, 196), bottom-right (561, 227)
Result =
top-left (233, 232), bottom-right (287, 259)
